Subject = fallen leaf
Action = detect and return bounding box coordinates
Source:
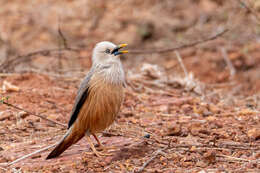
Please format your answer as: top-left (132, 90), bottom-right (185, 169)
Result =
top-left (2, 80), bottom-right (20, 92)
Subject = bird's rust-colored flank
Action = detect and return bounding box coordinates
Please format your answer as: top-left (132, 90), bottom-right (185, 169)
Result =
top-left (77, 74), bottom-right (123, 134)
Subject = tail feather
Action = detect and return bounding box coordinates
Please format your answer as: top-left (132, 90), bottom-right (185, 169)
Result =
top-left (46, 128), bottom-right (84, 160)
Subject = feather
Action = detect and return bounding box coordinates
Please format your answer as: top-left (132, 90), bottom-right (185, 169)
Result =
top-left (46, 127), bottom-right (84, 159)
top-left (68, 69), bottom-right (94, 128)
top-left (75, 73), bottom-right (124, 133)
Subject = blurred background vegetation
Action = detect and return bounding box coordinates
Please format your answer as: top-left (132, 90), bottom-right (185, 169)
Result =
top-left (0, 0), bottom-right (259, 85)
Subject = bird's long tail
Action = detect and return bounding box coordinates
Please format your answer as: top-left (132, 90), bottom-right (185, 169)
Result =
top-left (46, 128), bottom-right (84, 160)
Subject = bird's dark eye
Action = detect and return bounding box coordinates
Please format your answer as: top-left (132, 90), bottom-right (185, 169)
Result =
top-left (105, 49), bottom-right (111, 54)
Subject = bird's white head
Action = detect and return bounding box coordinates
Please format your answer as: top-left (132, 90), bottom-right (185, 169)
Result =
top-left (92, 41), bottom-right (128, 65)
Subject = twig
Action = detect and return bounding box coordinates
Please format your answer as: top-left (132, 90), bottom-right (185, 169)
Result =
top-left (134, 146), bottom-right (168, 173)
top-left (1, 100), bottom-right (66, 128)
top-left (0, 47), bottom-right (82, 73)
top-left (58, 18), bottom-right (68, 49)
top-left (174, 51), bottom-right (188, 78)
top-left (220, 47), bottom-right (236, 78)
top-left (57, 18), bottom-right (67, 74)
top-left (238, 0), bottom-right (260, 23)
top-left (0, 28), bottom-right (228, 73)
top-left (0, 73), bottom-right (19, 77)
top-left (3, 143), bottom-right (57, 166)
top-left (217, 154), bottom-right (258, 163)
top-left (168, 144), bottom-right (260, 150)
top-left (129, 28), bottom-right (228, 54)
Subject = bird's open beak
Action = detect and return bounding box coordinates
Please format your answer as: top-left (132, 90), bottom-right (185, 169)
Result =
top-left (111, 44), bottom-right (128, 56)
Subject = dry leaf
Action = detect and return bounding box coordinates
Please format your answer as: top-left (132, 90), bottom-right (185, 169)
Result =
top-left (2, 80), bottom-right (20, 92)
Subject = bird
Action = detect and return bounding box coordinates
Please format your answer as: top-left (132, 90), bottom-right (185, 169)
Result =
top-left (46, 41), bottom-right (128, 159)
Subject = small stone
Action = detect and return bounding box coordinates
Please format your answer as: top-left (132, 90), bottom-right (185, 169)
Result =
top-left (182, 104), bottom-right (192, 114)
top-left (209, 104), bottom-right (220, 114)
top-left (99, 161), bottom-right (106, 167)
top-left (190, 146), bottom-right (197, 152)
top-left (171, 137), bottom-right (178, 143)
top-left (198, 169), bottom-right (207, 173)
top-left (203, 150), bottom-right (216, 164)
top-left (144, 133), bottom-right (150, 138)
top-left (247, 128), bottom-right (260, 140)
top-left (166, 123), bottom-right (182, 136)
top-left (47, 114), bottom-right (58, 120)
top-left (239, 109), bottom-right (256, 116)
top-left (0, 111), bottom-right (12, 121)
top-left (202, 110), bottom-right (212, 117)
top-left (207, 116), bottom-right (216, 121)
top-left (181, 161), bottom-right (193, 167)
top-left (104, 156), bottom-right (113, 165)
top-left (18, 111), bottom-right (29, 119)
top-left (197, 161), bottom-right (208, 168)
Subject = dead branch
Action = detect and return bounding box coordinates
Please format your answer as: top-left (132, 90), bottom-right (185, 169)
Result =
top-left (3, 143), bottom-right (57, 167)
top-left (133, 146), bottom-right (168, 173)
top-left (1, 100), bottom-right (66, 128)
top-left (57, 19), bottom-right (67, 74)
top-left (220, 47), bottom-right (236, 78)
top-left (0, 28), bottom-right (228, 73)
top-left (175, 51), bottom-right (188, 78)
top-left (129, 28), bottom-right (229, 54)
top-left (217, 154), bottom-right (259, 163)
top-left (168, 144), bottom-right (260, 151)
top-left (0, 47), bottom-right (82, 73)
top-left (58, 19), bottom-right (68, 49)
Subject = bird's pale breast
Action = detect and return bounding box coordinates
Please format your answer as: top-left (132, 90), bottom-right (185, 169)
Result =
top-left (73, 73), bottom-right (124, 134)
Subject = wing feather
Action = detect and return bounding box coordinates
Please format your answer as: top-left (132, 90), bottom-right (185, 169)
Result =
top-left (67, 69), bottom-right (94, 128)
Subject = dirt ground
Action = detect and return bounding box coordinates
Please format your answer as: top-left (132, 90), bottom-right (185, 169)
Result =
top-left (0, 0), bottom-right (259, 172)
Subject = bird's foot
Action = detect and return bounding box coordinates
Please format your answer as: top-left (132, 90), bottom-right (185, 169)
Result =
top-left (96, 145), bottom-right (117, 151)
top-left (85, 150), bottom-right (112, 157)
top-left (86, 135), bottom-right (114, 157)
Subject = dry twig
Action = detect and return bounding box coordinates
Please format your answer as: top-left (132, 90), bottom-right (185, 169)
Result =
top-left (0, 28), bottom-right (228, 73)
top-left (0, 47), bottom-right (81, 73)
top-left (2, 143), bottom-right (57, 167)
top-left (220, 47), bottom-right (236, 78)
top-left (133, 146), bottom-right (168, 173)
top-left (0, 100), bottom-right (66, 128)
top-left (0, 73), bottom-right (19, 77)
top-left (58, 19), bottom-right (68, 49)
top-left (169, 144), bottom-right (259, 151)
top-left (129, 28), bottom-right (228, 54)
top-left (217, 154), bottom-right (259, 163)
top-left (174, 51), bottom-right (188, 78)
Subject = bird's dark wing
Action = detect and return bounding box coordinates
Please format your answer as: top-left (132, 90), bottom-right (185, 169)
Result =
top-left (67, 69), bottom-right (94, 129)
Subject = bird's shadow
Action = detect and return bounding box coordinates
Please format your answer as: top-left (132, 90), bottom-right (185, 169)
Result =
top-left (110, 140), bottom-right (152, 162)
top-left (51, 139), bottom-right (153, 162)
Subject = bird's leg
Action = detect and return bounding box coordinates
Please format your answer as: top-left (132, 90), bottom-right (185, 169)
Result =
top-left (92, 133), bottom-right (117, 151)
top-left (92, 133), bottom-right (103, 147)
top-left (86, 135), bottom-right (112, 157)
